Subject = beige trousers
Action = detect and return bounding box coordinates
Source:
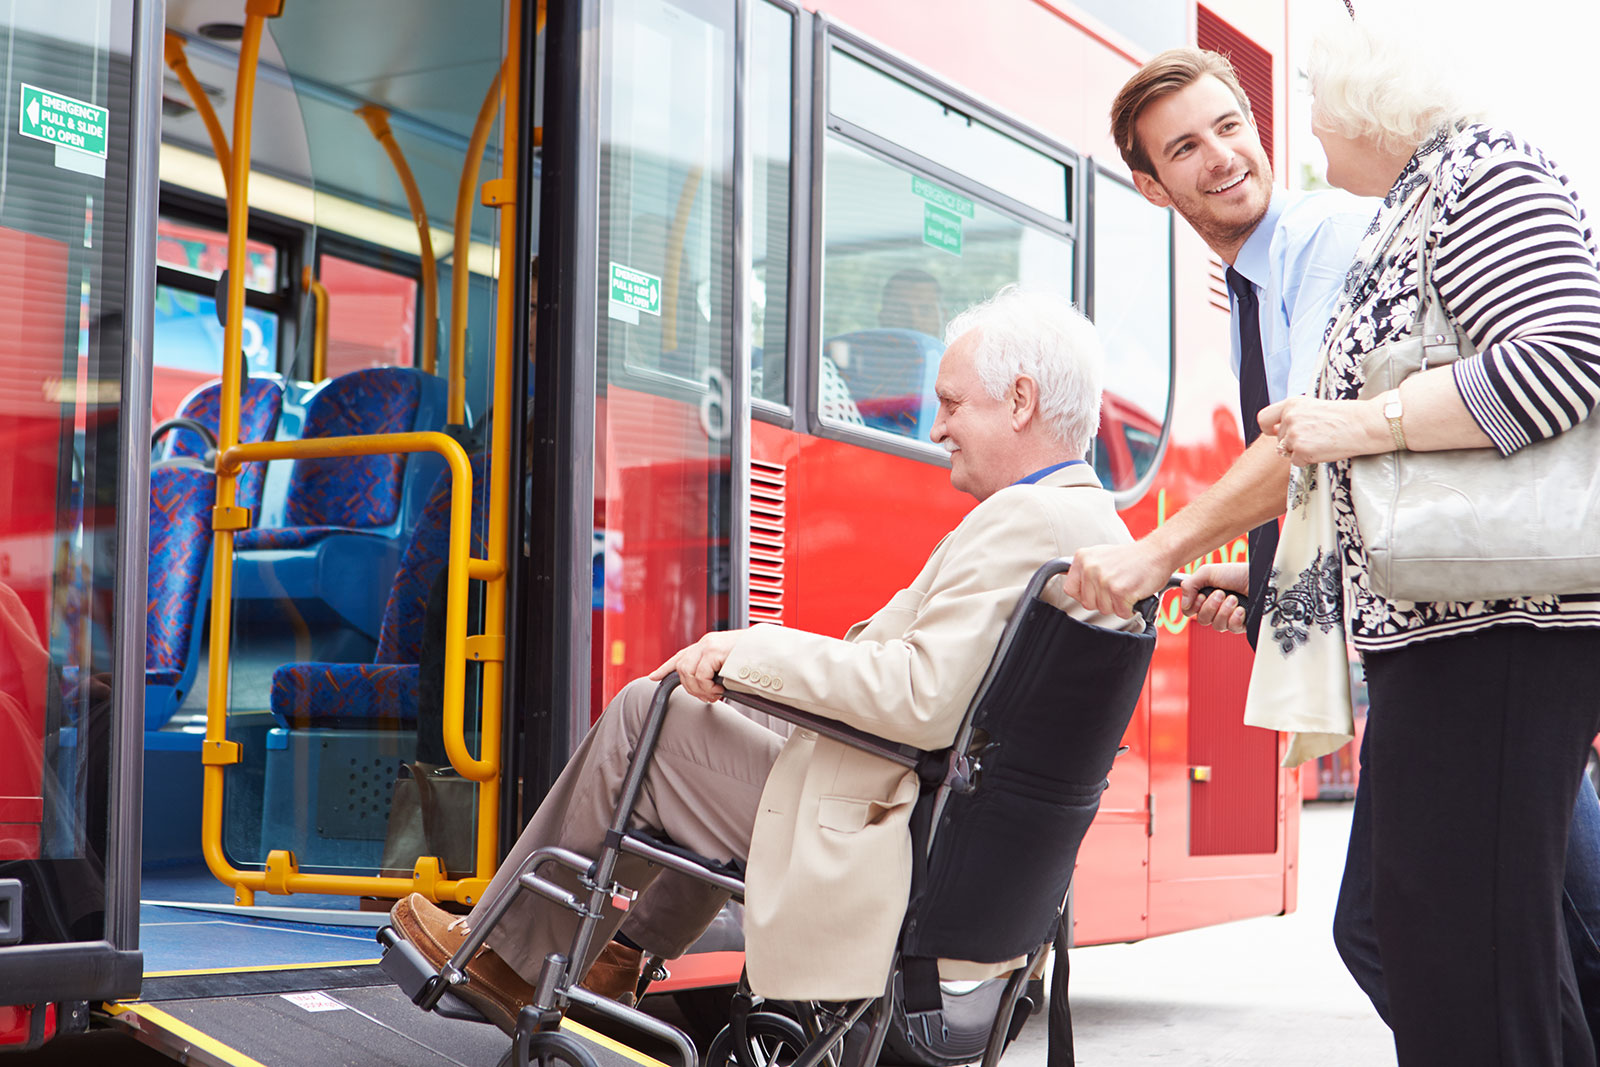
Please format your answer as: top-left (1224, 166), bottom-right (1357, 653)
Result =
top-left (466, 677), bottom-right (786, 985)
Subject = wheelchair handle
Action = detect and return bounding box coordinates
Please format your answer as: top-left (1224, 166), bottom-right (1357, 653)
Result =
top-left (1162, 574), bottom-right (1254, 616)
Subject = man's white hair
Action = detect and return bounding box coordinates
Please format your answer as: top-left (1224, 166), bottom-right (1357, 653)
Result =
top-left (943, 286), bottom-right (1104, 456)
top-left (1308, 19), bottom-right (1484, 156)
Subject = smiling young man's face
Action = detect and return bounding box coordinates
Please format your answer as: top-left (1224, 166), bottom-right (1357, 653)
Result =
top-left (1129, 74), bottom-right (1273, 263)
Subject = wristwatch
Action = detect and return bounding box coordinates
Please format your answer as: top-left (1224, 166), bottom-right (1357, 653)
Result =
top-left (1381, 389), bottom-right (1407, 451)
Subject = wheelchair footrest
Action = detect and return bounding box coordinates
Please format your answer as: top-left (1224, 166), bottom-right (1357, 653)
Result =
top-left (377, 925), bottom-right (494, 1025)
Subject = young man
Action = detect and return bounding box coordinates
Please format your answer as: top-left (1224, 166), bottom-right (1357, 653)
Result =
top-left (1063, 48), bottom-right (1600, 1037)
top-left (390, 287), bottom-right (1140, 1032)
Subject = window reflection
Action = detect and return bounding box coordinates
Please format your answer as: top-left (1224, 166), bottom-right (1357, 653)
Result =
top-left (749, 0), bottom-right (793, 407)
top-left (819, 137), bottom-right (1074, 445)
top-left (1091, 171), bottom-right (1174, 493)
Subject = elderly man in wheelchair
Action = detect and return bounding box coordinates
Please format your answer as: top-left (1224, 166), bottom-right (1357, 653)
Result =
top-left (380, 286), bottom-right (1158, 1067)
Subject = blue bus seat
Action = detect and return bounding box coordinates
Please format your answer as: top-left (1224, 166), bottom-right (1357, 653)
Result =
top-left (145, 462), bottom-right (216, 730)
top-left (231, 367), bottom-right (450, 640)
top-left (160, 375), bottom-right (285, 516)
top-left (821, 328), bottom-right (942, 441)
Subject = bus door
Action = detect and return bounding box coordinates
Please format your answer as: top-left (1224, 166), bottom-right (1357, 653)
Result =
top-left (527, 0), bottom-right (740, 774)
top-left (0, 0), bottom-right (159, 1045)
top-left (170, 0), bottom-right (529, 915)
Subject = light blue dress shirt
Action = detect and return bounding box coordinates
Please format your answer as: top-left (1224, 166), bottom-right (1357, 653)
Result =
top-left (1228, 189), bottom-right (1379, 404)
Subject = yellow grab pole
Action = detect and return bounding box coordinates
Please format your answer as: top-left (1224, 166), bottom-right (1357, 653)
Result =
top-left (357, 105), bottom-right (439, 376)
top-left (164, 32), bottom-right (232, 195)
top-left (201, 0), bottom-right (279, 906)
top-left (301, 266), bottom-right (329, 381)
top-left (448, 65), bottom-right (505, 425)
top-left (450, 0), bottom-right (526, 880)
top-left (205, 432), bottom-right (498, 905)
top-left (661, 166), bottom-right (703, 353)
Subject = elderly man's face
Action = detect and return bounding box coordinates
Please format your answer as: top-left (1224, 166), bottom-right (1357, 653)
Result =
top-left (930, 329), bottom-right (1018, 501)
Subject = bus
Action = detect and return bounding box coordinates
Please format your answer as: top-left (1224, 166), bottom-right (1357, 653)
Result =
top-left (0, 0), bottom-right (1300, 1060)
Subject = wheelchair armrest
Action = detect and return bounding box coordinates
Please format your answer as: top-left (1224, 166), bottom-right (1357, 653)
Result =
top-left (713, 679), bottom-right (930, 772)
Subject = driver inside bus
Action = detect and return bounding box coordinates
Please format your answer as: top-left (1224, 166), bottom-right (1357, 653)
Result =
top-left (390, 285), bottom-right (1142, 1032)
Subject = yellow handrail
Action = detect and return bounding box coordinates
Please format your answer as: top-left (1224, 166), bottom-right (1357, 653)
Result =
top-left (448, 65), bottom-right (505, 425)
top-left (202, 432), bottom-right (499, 905)
top-left (357, 105), bottom-right (440, 376)
top-left (300, 266), bottom-right (329, 381)
top-left (163, 32), bottom-right (232, 196)
top-left (662, 165), bottom-right (703, 353)
top-left (452, 0), bottom-right (525, 880)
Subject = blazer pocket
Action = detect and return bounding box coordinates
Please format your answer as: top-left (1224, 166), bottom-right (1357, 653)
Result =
top-left (817, 794), bottom-right (907, 834)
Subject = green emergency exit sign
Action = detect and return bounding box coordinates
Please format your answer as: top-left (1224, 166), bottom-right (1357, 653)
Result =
top-left (609, 262), bottom-right (662, 316)
top-left (19, 83), bottom-right (108, 159)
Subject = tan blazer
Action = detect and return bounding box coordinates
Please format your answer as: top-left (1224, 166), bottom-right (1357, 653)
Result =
top-left (720, 463), bottom-right (1139, 1000)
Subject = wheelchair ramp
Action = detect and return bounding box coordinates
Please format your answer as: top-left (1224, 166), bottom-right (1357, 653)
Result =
top-left (106, 977), bottom-right (670, 1067)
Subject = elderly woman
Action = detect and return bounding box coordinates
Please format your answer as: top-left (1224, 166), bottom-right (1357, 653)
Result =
top-left (1261, 20), bottom-right (1600, 1065)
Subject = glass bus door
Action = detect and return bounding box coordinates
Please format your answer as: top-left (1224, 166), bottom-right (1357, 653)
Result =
top-left (0, 0), bottom-right (160, 1042)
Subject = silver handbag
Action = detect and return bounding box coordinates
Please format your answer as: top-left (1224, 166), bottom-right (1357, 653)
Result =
top-left (1349, 181), bottom-right (1600, 603)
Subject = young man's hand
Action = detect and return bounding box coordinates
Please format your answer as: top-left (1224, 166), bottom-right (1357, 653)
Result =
top-left (651, 629), bottom-right (748, 702)
top-left (1179, 562), bottom-right (1249, 634)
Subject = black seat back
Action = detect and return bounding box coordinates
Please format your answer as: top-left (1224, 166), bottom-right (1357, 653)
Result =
top-left (903, 596), bottom-right (1156, 965)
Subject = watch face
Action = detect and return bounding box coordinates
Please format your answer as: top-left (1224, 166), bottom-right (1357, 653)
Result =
top-left (1385, 399), bottom-right (1402, 418)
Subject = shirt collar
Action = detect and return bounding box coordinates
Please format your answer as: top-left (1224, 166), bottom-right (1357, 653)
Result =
top-left (1228, 188), bottom-right (1288, 290)
top-left (1012, 459), bottom-right (1087, 486)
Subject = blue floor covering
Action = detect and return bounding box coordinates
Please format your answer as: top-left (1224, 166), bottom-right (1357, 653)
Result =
top-left (139, 864), bottom-right (382, 975)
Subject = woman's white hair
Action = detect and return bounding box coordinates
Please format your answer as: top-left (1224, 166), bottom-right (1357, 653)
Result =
top-left (943, 286), bottom-right (1104, 456)
top-left (1308, 19), bottom-right (1485, 155)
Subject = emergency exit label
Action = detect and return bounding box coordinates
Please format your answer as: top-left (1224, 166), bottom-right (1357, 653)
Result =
top-left (609, 262), bottom-right (661, 316)
top-left (923, 204), bottom-right (963, 256)
top-left (19, 84), bottom-right (107, 159)
top-left (912, 175), bottom-right (974, 219)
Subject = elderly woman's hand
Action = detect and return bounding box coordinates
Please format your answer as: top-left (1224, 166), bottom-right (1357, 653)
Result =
top-left (1257, 396), bottom-right (1390, 465)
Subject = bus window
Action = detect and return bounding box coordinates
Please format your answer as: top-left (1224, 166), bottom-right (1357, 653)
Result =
top-left (829, 48), bottom-right (1069, 225)
top-left (594, 0), bottom-right (735, 710)
top-left (749, 0), bottom-right (793, 410)
top-left (156, 215), bottom-right (277, 291)
top-left (153, 215), bottom-right (282, 419)
top-left (152, 287), bottom-right (280, 420)
top-left (818, 137), bottom-right (1074, 447)
top-left (317, 252), bottom-right (419, 378)
top-left (1089, 168), bottom-right (1174, 495)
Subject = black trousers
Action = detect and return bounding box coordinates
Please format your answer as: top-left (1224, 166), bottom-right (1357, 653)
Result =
top-left (1361, 624), bottom-right (1600, 1066)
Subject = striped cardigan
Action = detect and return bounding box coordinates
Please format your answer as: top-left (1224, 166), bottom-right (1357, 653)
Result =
top-left (1324, 124), bottom-right (1600, 650)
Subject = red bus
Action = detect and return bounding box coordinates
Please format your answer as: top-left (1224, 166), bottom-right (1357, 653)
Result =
top-left (0, 0), bottom-right (1300, 1058)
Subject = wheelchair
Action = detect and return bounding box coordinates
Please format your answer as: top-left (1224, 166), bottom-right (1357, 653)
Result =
top-left (380, 559), bottom-right (1169, 1067)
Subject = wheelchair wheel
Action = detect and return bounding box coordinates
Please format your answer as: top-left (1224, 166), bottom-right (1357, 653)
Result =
top-left (498, 1029), bottom-right (603, 1067)
top-left (706, 1011), bottom-right (809, 1067)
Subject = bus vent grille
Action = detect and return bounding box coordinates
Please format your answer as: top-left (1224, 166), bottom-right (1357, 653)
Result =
top-left (1197, 5), bottom-right (1273, 167)
top-left (1206, 257), bottom-right (1231, 315)
top-left (749, 459), bottom-right (787, 625)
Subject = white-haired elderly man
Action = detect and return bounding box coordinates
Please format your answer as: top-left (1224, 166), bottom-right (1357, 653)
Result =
top-left (390, 286), bottom-right (1141, 1032)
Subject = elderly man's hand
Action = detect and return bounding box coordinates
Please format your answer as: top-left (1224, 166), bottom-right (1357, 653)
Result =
top-left (1060, 541), bottom-right (1173, 619)
top-left (1179, 562), bottom-right (1249, 635)
top-left (650, 629), bottom-right (749, 702)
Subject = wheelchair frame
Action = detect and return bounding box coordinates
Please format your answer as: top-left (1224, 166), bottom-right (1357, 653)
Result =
top-left (381, 558), bottom-right (1177, 1067)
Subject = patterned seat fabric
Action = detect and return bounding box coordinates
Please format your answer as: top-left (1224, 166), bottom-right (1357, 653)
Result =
top-left (147, 465), bottom-right (216, 726)
top-left (236, 368), bottom-right (423, 551)
top-left (167, 378), bottom-right (283, 516)
top-left (269, 453), bottom-right (489, 728)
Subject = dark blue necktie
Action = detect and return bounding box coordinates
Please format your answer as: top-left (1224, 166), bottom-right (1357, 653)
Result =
top-left (1227, 266), bottom-right (1275, 650)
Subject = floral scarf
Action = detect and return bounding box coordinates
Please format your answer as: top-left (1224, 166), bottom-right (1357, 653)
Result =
top-left (1242, 176), bottom-right (1436, 767)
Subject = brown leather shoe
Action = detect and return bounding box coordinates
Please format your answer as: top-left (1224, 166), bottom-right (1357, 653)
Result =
top-left (390, 893), bottom-right (536, 1034)
top-left (580, 941), bottom-right (645, 1007)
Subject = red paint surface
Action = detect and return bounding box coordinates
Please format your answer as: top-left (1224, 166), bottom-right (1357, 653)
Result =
top-left (0, 227), bottom-right (71, 863)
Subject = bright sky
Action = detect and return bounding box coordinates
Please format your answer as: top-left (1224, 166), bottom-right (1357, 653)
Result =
top-left (1287, 0), bottom-right (1600, 205)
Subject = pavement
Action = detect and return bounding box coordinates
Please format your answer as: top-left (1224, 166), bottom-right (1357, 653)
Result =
top-left (1007, 801), bottom-right (1397, 1066)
